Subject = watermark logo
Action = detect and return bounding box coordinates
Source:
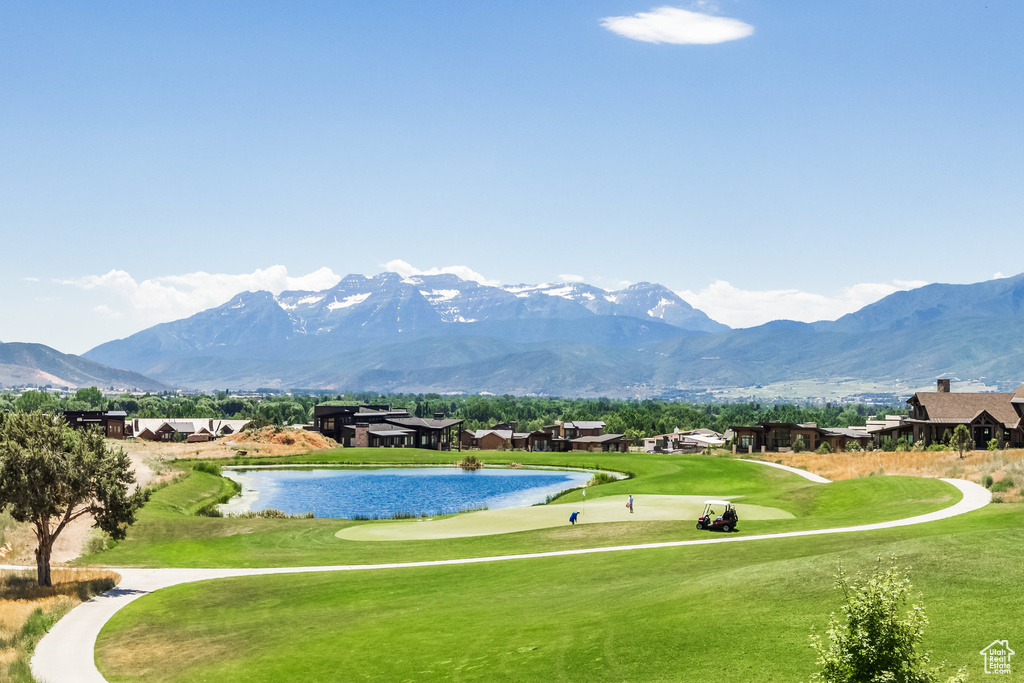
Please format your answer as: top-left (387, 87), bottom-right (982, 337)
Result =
top-left (980, 640), bottom-right (1014, 675)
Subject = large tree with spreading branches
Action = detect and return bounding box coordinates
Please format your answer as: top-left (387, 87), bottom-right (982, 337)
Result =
top-left (0, 412), bottom-right (149, 586)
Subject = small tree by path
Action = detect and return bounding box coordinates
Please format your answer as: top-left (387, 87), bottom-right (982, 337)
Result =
top-left (0, 412), bottom-right (150, 586)
top-left (810, 556), bottom-right (967, 683)
top-left (949, 424), bottom-right (971, 460)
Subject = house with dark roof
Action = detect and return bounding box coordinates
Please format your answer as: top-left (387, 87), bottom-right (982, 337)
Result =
top-left (62, 410), bottom-right (127, 439)
top-left (730, 421), bottom-right (873, 453)
top-left (903, 379), bottom-right (1024, 449)
top-left (313, 405), bottom-right (463, 451)
top-left (537, 420), bottom-right (631, 453)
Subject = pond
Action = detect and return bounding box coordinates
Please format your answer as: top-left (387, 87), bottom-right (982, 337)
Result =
top-left (219, 467), bottom-right (594, 519)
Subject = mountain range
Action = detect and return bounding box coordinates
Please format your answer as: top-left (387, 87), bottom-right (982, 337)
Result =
top-left (0, 341), bottom-right (169, 393)
top-left (73, 270), bottom-right (1024, 399)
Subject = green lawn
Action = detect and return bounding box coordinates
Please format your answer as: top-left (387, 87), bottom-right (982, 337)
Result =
top-left (95, 503), bottom-right (1024, 682)
top-left (80, 451), bottom-right (958, 569)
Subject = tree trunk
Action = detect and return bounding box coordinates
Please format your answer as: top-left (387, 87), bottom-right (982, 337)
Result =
top-left (35, 525), bottom-right (53, 587)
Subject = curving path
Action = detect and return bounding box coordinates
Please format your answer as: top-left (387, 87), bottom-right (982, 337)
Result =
top-left (12, 473), bottom-right (990, 683)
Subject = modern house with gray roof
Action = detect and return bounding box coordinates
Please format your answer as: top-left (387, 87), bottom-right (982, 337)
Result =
top-left (313, 404), bottom-right (463, 451)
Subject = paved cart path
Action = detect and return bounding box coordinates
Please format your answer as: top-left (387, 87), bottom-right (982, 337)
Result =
top-left (8, 471), bottom-right (989, 683)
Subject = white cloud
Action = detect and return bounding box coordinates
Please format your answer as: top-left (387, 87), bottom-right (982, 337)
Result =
top-left (382, 259), bottom-right (500, 286)
top-left (601, 6), bottom-right (754, 45)
top-left (91, 304), bottom-right (123, 319)
top-left (993, 272), bottom-right (1007, 279)
top-left (677, 279), bottom-right (930, 328)
top-left (23, 277), bottom-right (40, 282)
top-left (58, 266), bottom-right (342, 323)
top-left (558, 273), bottom-right (585, 283)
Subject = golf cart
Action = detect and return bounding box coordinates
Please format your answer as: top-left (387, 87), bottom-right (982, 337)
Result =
top-left (696, 500), bottom-right (738, 532)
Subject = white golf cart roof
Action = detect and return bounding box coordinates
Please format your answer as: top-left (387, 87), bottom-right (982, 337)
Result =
top-left (703, 500), bottom-right (733, 506)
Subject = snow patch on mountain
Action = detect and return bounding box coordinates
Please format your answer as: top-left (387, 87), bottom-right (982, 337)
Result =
top-left (327, 293), bottom-right (371, 310)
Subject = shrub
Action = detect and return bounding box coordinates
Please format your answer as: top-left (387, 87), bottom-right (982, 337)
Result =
top-left (895, 436), bottom-right (910, 452)
top-left (191, 461), bottom-right (222, 476)
top-left (82, 530), bottom-right (112, 555)
top-left (226, 509), bottom-right (315, 519)
top-left (588, 472), bottom-right (616, 486)
top-left (810, 556), bottom-right (967, 683)
top-left (844, 441), bottom-right (862, 453)
top-left (457, 455), bottom-right (483, 471)
top-left (815, 442), bottom-right (832, 455)
top-left (926, 444), bottom-right (949, 452)
top-left (987, 438), bottom-right (1000, 451)
top-left (881, 437), bottom-right (896, 452)
top-left (792, 436), bottom-right (806, 453)
top-left (990, 477), bottom-right (1014, 493)
top-left (983, 475), bottom-right (995, 489)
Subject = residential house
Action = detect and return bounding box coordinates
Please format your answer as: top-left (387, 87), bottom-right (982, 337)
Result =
top-left (537, 420), bottom-right (631, 453)
top-left (62, 410), bottom-right (127, 440)
top-left (643, 428), bottom-right (726, 453)
top-left (901, 379), bottom-right (1024, 449)
top-left (128, 418), bottom-right (251, 442)
top-left (730, 421), bottom-right (873, 453)
top-left (313, 405), bottom-right (463, 451)
top-left (458, 420), bottom-right (629, 452)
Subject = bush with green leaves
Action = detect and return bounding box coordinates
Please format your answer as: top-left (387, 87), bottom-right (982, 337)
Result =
top-left (810, 556), bottom-right (967, 683)
top-left (987, 438), bottom-right (999, 451)
top-left (815, 442), bottom-right (832, 455)
top-left (949, 424), bottom-right (971, 460)
top-left (989, 476), bottom-right (1014, 493)
top-left (895, 436), bottom-right (911, 452)
top-left (983, 474), bottom-right (994, 489)
top-left (192, 461), bottom-right (222, 476)
top-left (792, 435), bottom-right (806, 453)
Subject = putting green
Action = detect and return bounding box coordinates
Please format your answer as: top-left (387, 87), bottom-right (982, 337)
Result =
top-left (335, 495), bottom-right (794, 541)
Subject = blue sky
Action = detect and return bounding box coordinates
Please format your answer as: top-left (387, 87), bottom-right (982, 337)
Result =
top-left (2, 1), bottom-right (1022, 353)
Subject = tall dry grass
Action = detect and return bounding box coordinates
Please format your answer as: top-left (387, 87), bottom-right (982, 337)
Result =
top-left (1, 567), bottom-right (119, 681)
top-left (760, 448), bottom-right (1024, 501)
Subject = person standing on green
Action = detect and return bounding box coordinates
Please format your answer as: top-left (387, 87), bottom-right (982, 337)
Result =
top-left (627, 494), bottom-right (634, 513)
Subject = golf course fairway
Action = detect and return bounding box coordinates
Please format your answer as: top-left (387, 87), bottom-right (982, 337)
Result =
top-left (42, 451), bottom-right (1012, 682)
